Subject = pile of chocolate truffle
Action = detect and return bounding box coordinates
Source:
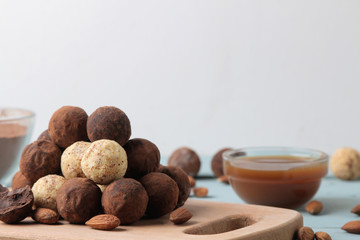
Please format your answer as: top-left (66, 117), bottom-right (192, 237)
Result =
top-left (4, 106), bottom-right (190, 225)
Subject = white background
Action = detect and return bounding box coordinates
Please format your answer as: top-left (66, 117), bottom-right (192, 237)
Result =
top-left (1, 0), bottom-right (359, 157)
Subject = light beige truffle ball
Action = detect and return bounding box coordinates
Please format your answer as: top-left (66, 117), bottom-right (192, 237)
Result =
top-left (32, 174), bottom-right (66, 211)
top-left (61, 141), bottom-right (90, 179)
top-left (330, 147), bottom-right (360, 180)
top-left (81, 139), bottom-right (127, 184)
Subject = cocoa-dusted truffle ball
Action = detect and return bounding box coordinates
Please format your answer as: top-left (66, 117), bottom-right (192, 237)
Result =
top-left (211, 148), bottom-right (232, 177)
top-left (158, 165), bottom-right (190, 207)
top-left (81, 139), bottom-right (128, 185)
top-left (56, 178), bottom-right (102, 224)
top-left (87, 106), bottom-right (131, 146)
top-left (37, 130), bottom-right (52, 141)
top-left (0, 185), bottom-right (34, 224)
top-left (102, 178), bottom-right (148, 224)
top-left (61, 141), bottom-right (90, 179)
top-left (168, 147), bottom-right (201, 177)
top-left (124, 138), bottom-right (160, 179)
top-left (32, 175), bottom-right (66, 212)
top-left (48, 106), bottom-right (89, 149)
top-left (140, 172), bottom-right (179, 218)
top-left (19, 140), bottom-right (62, 183)
top-left (12, 171), bottom-right (33, 190)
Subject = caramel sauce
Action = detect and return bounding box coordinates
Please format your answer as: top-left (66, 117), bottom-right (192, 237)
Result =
top-left (224, 155), bottom-right (328, 209)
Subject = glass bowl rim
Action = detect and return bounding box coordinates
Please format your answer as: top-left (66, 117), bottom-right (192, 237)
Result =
top-left (0, 108), bottom-right (35, 122)
top-left (223, 146), bottom-right (329, 167)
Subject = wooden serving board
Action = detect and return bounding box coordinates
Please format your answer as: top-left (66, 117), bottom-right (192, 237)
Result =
top-left (0, 199), bottom-right (302, 240)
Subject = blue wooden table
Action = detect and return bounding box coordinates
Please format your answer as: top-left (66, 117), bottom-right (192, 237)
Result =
top-left (162, 156), bottom-right (360, 240)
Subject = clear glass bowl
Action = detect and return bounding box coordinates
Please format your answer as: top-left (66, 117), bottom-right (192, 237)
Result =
top-left (0, 108), bottom-right (35, 187)
top-left (223, 147), bottom-right (328, 209)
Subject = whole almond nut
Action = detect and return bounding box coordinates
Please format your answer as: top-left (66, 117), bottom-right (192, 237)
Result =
top-left (351, 204), bottom-right (360, 216)
top-left (169, 207), bottom-right (192, 224)
top-left (193, 187), bottom-right (208, 197)
top-left (31, 208), bottom-right (59, 224)
top-left (217, 175), bottom-right (229, 184)
top-left (315, 231), bottom-right (332, 240)
top-left (188, 175), bottom-right (196, 188)
top-left (305, 200), bottom-right (323, 215)
top-left (85, 214), bottom-right (120, 230)
top-left (341, 220), bottom-right (360, 234)
top-left (297, 226), bottom-right (315, 240)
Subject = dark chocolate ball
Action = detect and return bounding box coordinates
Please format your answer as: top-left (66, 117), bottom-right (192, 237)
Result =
top-left (168, 147), bottom-right (201, 177)
top-left (123, 138), bottom-right (160, 179)
top-left (102, 178), bottom-right (148, 224)
top-left (140, 172), bottom-right (179, 218)
top-left (48, 106), bottom-right (89, 149)
top-left (56, 178), bottom-right (102, 224)
top-left (12, 171), bottom-right (33, 190)
top-left (211, 148), bottom-right (232, 177)
top-left (158, 165), bottom-right (190, 207)
top-left (87, 106), bottom-right (131, 146)
top-left (19, 140), bottom-right (62, 183)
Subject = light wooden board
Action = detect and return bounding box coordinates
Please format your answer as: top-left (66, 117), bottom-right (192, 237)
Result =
top-left (0, 199), bottom-right (303, 240)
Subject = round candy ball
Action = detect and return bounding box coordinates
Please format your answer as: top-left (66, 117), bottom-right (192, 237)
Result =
top-left (48, 106), bottom-right (89, 149)
top-left (124, 138), bottom-right (160, 179)
top-left (32, 174), bottom-right (66, 212)
top-left (140, 172), bottom-right (179, 218)
top-left (19, 140), bottom-right (62, 183)
top-left (61, 141), bottom-right (90, 179)
top-left (102, 178), bottom-right (148, 224)
top-left (330, 147), bottom-right (360, 180)
top-left (211, 148), bottom-right (232, 177)
top-left (158, 165), bottom-right (190, 207)
top-left (56, 178), bottom-right (102, 224)
top-left (168, 147), bottom-right (201, 177)
top-left (37, 129), bottom-right (52, 141)
top-left (12, 171), bottom-right (33, 190)
top-left (87, 106), bottom-right (131, 146)
top-left (81, 139), bottom-right (127, 185)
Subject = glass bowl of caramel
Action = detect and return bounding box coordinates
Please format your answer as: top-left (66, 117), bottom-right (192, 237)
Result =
top-left (0, 108), bottom-right (35, 187)
top-left (223, 147), bottom-right (328, 209)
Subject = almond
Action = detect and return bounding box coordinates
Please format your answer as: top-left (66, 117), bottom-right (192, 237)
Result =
top-left (169, 207), bottom-right (192, 225)
top-left (297, 226), bottom-right (314, 240)
top-left (31, 208), bottom-right (59, 224)
top-left (217, 175), bottom-right (229, 184)
top-left (85, 214), bottom-right (120, 230)
top-left (315, 231), bottom-right (332, 240)
top-left (305, 200), bottom-right (323, 215)
top-left (193, 187), bottom-right (208, 197)
top-left (351, 204), bottom-right (360, 216)
top-left (341, 220), bottom-right (360, 234)
top-left (188, 175), bottom-right (196, 188)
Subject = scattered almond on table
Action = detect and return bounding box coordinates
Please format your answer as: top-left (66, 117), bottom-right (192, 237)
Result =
top-left (188, 175), bottom-right (196, 188)
top-left (31, 208), bottom-right (59, 224)
top-left (305, 200), bottom-right (323, 215)
top-left (315, 231), bottom-right (332, 240)
top-left (169, 207), bottom-right (192, 225)
top-left (193, 187), bottom-right (208, 197)
top-left (217, 175), bottom-right (229, 184)
top-left (296, 226), bottom-right (314, 240)
top-left (341, 220), bottom-right (360, 234)
top-left (351, 204), bottom-right (360, 216)
top-left (85, 214), bottom-right (120, 230)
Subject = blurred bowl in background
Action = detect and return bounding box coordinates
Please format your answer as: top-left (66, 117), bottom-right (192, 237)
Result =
top-left (0, 108), bottom-right (35, 187)
top-left (223, 147), bottom-right (328, 209)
